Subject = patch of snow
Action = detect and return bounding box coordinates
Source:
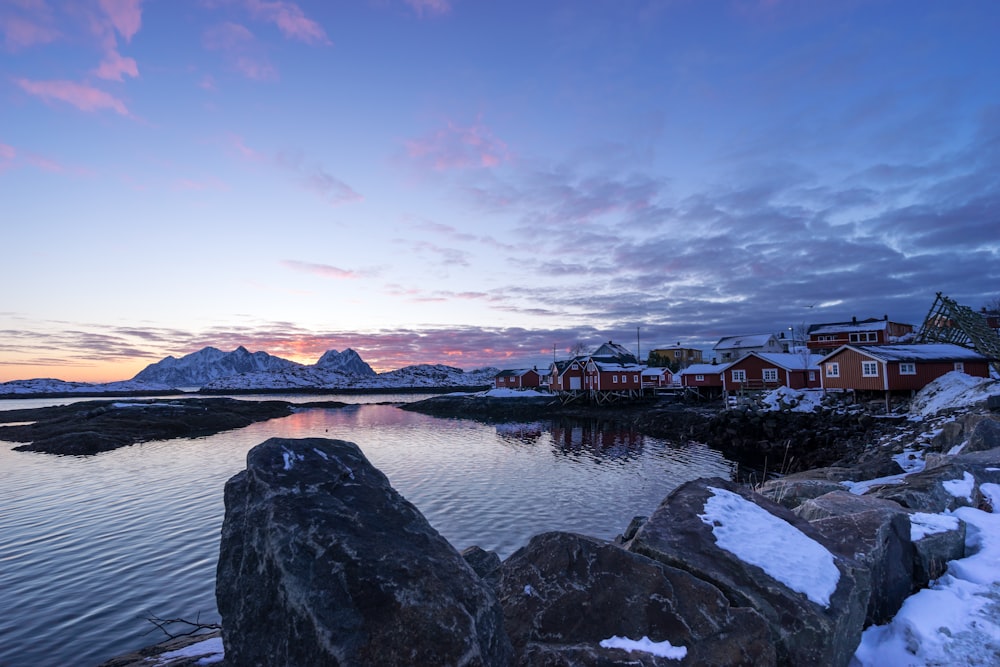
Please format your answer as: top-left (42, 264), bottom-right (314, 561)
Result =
top-left (523, 584), bottom-right (534, 596)
top-left (282, 450), bottom-right (294, 470)
top-left (981, 483), bottom-right (1000, 512)
top-left (478, 388), bottom-right (549, 398)
top-left (908, 372), bottom-right (1000, 419)
top-left (842, 472), bottom-right (908, 496)
top-left (699, 486), bottom-right (839, 607)
top-left (153, 636), bottom-right (224, 665)
top-left (943, 472), bottom-right (975, 502)
top-left (893, 448), bottom-right (926, 474)
top-left (910, 513), bottom-right (961, 541)
top-left (599, 635), bottom-right (687, 660)
top-left (853, 505), bottom-right (1000, 666)
top-left (760, 386), bottom-right (824, 413)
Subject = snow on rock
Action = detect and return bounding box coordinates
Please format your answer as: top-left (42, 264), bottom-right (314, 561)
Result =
top-left (910, 513), bottom-right (961, 541)
top-left (908, 371), bottom-right (1000, 419)
top-left (699, 486), bottom-right (840, 607)
top-left (760, 386), bottom-right (825, 413)
top-left (853, 504), bottom-right (1000, 666)
top-left (477, 388), bottom-right (549, 398)
top-left (132, 346), bottom-right (303, 386)
top-left (943, 472), bottom-right (976, 503)
top-left (599, 635), bottom-right (687, 660)
top-left (153, 635), bottom-right (224, 665)
top-left (314, 348), bottom-right (376, 376)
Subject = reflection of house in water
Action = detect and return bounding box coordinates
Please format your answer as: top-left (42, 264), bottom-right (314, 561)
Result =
top-left (493, 422), bottom-right (546, 445)
top-left (549, 420), bottom-right (644, 459)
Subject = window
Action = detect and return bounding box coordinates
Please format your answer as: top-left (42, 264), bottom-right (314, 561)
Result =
top-left (954, 362), bottom-right (965, 373)
top-left (900, 363), bottom-right (916, 375)
top-left (695, 374), bottom-right (705, 381)
top-left (826, 362), bottom-right (840, 377)
top-left (612, 375), bottom-right (618, 383)
top-left (732, 369), bottom-right (747, 383)
top-left (862, 361), bottom-right (879, 377)
top-left (633, 375), bottom-right (639, 383)
top-left (849, 332), bottom-right (878, 343)
top-left (762, 368), bottom-right (778, 382)
top-left (808, 371), bottom-right (816, 381)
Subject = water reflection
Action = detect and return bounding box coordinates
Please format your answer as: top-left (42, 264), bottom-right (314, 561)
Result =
top-left (0, 402), bottom-right (733, 667)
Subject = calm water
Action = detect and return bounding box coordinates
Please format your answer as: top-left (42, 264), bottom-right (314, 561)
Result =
top-left (0, 401), bottom-right (733, 667)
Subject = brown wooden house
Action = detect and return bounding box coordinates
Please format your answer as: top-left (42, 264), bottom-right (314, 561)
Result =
top-left (820, 343), bottom-right (991, 394)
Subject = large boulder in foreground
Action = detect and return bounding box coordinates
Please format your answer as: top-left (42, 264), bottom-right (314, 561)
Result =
top-left (627, 478), bottom-right (869, 667)
top-left (216, 437), bottom-right (511, 666)
top-left (498, 531), bottom-right (775, 666)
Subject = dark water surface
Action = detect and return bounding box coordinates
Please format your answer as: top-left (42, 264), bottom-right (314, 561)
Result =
top-left (0, 400), bottom-right (733, 666)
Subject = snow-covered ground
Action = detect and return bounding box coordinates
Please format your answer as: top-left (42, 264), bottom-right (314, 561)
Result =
top-left (0, 378), bottom-right (175, 395)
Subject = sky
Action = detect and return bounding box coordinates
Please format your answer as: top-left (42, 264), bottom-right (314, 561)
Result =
top-left (2, 0), bottom-right (999, 382)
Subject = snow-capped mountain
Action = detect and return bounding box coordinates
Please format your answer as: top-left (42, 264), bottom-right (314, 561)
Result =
top-left (0, 378), bottom-right (175, 396)
top-left (200, 363), bottom-right (499, 391)
top-left (315, 349), bottom-right (376, 377)
top-left (131, 346), bottom-right (303, 387)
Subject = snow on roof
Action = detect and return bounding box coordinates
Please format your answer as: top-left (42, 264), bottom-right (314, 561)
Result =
top-left (495, 368), bottom-right (541, 377)
top-left (752, 352), bottom-right (824, 370)
top-left (680, 363), bottom-right (729, 375)
top-left (641, 367), bottom-right (670, 376)
top-left (809, 318), bottom-right (890, 335)
top-left (591, 361), bottom-right (645, 372)
top-left (713, 333), bottom-right (776, 350)
top-left (844, 343), bottom-right (988, 363)
top-left (698, 486), bottom-right (839, 607)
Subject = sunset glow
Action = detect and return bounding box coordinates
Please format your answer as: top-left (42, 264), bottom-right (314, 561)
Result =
top-left (2, 1), bottom-right (998, 382)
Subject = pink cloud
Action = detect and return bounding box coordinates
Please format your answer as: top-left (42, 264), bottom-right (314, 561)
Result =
top-left (405, 120), bottom-right (510, 171)
top-left (14, 78), bottom-right (129, 115)
top-left (199, 73), bottom-right (216, 91)
top-left (98, 0), bottom-right (142, 42)
top-left (281, 260), bottom-right (360, 280)
top-left (0, 142), bottom-right (15, 169)
top-left (404, 0), bottom-right (451, 17)
top-left (244, 0), bottom-right (330, 45)
top-left (0, 14), bottom-right (60, 51)
top-left (276, 150), bottom-right (363, 205)
top-left (92, 49), bottom-right (139, 80)
top-left (203, 22), bottom-right (278, 80)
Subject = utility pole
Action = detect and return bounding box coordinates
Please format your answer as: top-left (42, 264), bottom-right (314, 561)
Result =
top-left (636, 326), bottom-right (641, 364)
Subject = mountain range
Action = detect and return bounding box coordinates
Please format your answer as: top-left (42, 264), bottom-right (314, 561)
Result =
top-left (0, 347), bottom-right (498, 395)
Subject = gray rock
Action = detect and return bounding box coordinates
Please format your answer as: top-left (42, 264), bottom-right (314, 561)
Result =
top-left (462, 545), bottom-right (502, 588)
top-left (795, 491), bottom-right (914, 625)
top-left (756, 477), bottom-right (847, 510)
top-left (216, 437), bottom-right (512, 666)
top-left (867, 462), bottom-right (981, 513)
top-left (965, 416), bottom-right (1000, 454)
top-left (931, 420), bottom-right (966, 452)
top-left (627, 477), bottom-right (869, 667)
top-left (498, 531), bottom-right (775, 666)
top-left (910, 514), bottom-right (967, 587)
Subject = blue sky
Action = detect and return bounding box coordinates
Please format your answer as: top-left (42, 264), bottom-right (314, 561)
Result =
top-left (2, 0), bottom-right (998, 381)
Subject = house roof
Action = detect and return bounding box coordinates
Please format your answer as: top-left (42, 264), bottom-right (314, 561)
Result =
top-left (808, 318), bottom-right (902, 335)
top-left (680, 363), bottom-right (730, 375)
top-left (495, 368), bottom-right (540, 378)
top-left (590, 341), bottom-right (639, 364)
top-left (590, 361), bottom-right (645, 372)
top-left (641, 367), bottom-right (670, 376)
top-left (713, 333), bottom-right (777, 350)
top-left (744, 352), bottom-right (825, 370)
top-left (826, 343), bottom-right (988, 363)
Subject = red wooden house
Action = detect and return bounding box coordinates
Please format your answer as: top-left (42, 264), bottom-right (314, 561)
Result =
top-left (584, 360), bottom-right (644, 392)
top-left (679, 363), bottom-right (728, 392)
top-left (494, 368), bottom-right (543, 390)
top-left (820, 344), bottom-right (991, 394)
top-left (721, 352), bottom-right (823, 393)
top-left (549, 358), bottom-right (587, 392)
top-left (807, 316), bottom-right (915, 354)
top-left (641, 367), bottom-right (673, 389)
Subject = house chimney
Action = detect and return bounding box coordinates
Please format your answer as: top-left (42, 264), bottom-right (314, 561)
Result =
top-left (884, 314), bottom-right (888, 320)
top-left (852, 316), bottom-right (857, 324)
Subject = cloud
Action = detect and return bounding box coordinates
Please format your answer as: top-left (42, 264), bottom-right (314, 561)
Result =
top-left (275, 150), bottom-right (362, 205)
top-left (281, 260), bottom-right (360, 280)
top-left (98, 0), bottom-right (142, 42)
top-left (244, 0), bottom-right (330, 45)
top-left (0, 13), bottom-right (60, 51)
top-left (203, 21), bottom-right (277, 80)
top-left (14, 78), bottom-right (129, 115)
top-left (404, 119), bottom-right (510, 171)
top-left (0, 142), bottom-right (15, 169)
top-left (91, 49), bottom-right (139, 80)
top-left (403, 0), bottom-right (452, 18)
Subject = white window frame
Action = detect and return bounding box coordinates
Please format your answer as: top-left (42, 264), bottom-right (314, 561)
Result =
top-left (954, 362), bottom-right (965, 373)
top-left (826, 362), bottom-right (840, 377)
top-left (732, 369), bottom-right (747, 383)
top-left (861, 361), bottom-right (879, 377)
top-left (612, 375), bottom-right (618, 383)
top-left (808, 371), bottom-right (816, 381)
top-left (695, 374), bottom-right (705, 381)
top-left (633, 375), bottom-right (639, 383)
top-left (899, 362), bottom-right (916, 375)
top-left (762, 368), bottom-right (778, 382)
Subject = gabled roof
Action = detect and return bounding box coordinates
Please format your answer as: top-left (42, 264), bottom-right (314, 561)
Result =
top-left (495, 368), bottom-right (540, 378)
top-left (808, 318), bottom-right (912, 335)
top-left (589, 361), bottom-right (645, 372)
top-left (742, 352), bottom-right (824, 371)
top-left (713, 333), bottom-right (777, 350)
top-left (824, 343), bottom-right (988, 363)
top-left (641, 367), bottom-right (671, 376)
top-left (680, 362), bottom-right (731, 375)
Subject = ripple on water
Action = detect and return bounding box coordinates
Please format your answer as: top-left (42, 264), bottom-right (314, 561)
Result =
top-left (0, 404), bottom-right (730, 667)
